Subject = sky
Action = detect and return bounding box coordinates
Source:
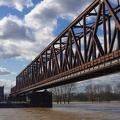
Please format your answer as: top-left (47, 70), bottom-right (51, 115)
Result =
top-left (0, 0), bottom-right (120, 93)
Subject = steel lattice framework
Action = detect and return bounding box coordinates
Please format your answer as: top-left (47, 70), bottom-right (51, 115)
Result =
top-left (11, 0), bottom-right (120, 94)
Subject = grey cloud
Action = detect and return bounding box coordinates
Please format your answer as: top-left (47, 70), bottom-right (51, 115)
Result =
top-left (0, 52), bottom-right (20, 59)
top-left (0, 17), bottom-right (35, 42)
top-left (0, 68), bottom-right (11, 75)
top-left (0, 0), bottom-right (33, 12)
top-left (52, 0), bottom-right (94, 20)
top-left (0, 43), bottom-right (21, 59)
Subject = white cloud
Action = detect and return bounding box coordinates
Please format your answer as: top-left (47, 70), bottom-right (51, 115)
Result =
top-left (0, 0), bottom-right (33, 12)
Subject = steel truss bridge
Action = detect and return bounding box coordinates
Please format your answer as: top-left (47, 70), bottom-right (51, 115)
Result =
top-left (11, 0), bottom-right (120, 95)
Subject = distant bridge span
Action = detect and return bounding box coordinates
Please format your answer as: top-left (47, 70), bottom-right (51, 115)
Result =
top-left (11, 0), bottom-right (120, 95)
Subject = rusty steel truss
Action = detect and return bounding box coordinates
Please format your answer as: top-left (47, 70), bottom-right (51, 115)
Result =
top-left (11, 0), bottom-right (120, 94)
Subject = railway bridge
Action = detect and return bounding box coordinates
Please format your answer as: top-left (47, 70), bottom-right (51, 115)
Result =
top-left (10, 0), bottom-right (120, 107)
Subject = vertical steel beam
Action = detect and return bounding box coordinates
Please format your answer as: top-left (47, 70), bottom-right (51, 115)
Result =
top-left (83, 16), bottom-right (87, 62)
top-left (109, 27), bottom-right (117, 53)
top-left (78, 37), bottom-right (81, 65)
top-left (60, 38), bottom-right (63, 72)
top-left (117, 0), bottom-right (120, 5)
top-left (92, 40), bottom-right (96, 59)
top-left (69, 30), bottom-right (72, 69)
top-left (102, 3), bottom-right (107, 54)
top-left (45, 51), bottom-right (47, 78)
top-left (117, 28), bottom-right (120, 49)
top-left (108, 17), bottom-right (111, 51)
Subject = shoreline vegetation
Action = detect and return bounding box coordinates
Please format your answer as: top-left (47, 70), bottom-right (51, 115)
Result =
top-left (51, 83), bottom-right (120, 104)
top-left (1, 83), bottom-right (119, 107)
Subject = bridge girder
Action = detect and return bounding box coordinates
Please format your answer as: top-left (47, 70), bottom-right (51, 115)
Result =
top-left (11, 0), bottom-right (120, 95)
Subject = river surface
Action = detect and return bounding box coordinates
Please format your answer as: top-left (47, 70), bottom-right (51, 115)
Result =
top-left (0, 102), bottom-right (120, 120)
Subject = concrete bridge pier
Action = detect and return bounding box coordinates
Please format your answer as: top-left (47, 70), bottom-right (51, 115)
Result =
top-left (30, 90), bottom-right (52, 107)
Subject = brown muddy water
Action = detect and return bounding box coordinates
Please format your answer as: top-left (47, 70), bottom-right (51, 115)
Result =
top-left (0, 102), bottom-right (120, 120)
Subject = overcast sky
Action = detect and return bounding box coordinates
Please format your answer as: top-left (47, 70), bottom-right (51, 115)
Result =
top-left (0, 0), bottom-right (120, 93)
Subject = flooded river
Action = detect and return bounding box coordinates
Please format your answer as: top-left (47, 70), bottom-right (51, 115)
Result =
top-left (0, 102), bottom-right (120, 120)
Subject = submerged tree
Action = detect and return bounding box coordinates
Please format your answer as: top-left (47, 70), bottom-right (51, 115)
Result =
top-left (93, 85), bottom-right (104, 102)
top-left (114, 83), bottom-right (120, 94)
top-left (51, 87), bottom-right (62, 104)
top-left (66, 83), bottom-right (76, 104)
top-left (104, 85), bottom-right (112, 102)
top-left (51, 83), bottom-right (76, 104)
top-left (85, 84), bottom-right (95, 102)
top-left (85, 84), bottom-right (113, 102)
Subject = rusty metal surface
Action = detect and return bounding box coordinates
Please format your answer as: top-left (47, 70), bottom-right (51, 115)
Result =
top-left (11, 0), bottom-right (120, 94)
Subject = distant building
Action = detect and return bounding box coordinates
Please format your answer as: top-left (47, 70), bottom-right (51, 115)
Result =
top-left (0, 86), bottom-right (4, 102)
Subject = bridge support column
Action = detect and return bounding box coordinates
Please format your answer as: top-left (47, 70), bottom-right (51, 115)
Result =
top-left (30, 90), bottom-right (52, 107)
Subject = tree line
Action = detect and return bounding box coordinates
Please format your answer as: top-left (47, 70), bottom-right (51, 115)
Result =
top-left (51, 83), bottom-right (120, 104)
top-left (51, 83), bottom-right (76, 104)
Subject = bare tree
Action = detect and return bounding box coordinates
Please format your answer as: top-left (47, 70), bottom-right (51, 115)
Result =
top-left (85, 84), bottom-right (94, 102)
top-left (61, 85), bottom-right (67, 104)
top-left (114, 83), bottom-right (120, 94)
top-left (51, 83), bottom-right (76, 104)
top-left (51, 87), bottom-right (62, 104)
top-left (114, 83), bottom-right (120, 101)
top-left (66, 83), bottom-right (76, 104)
top-left (104, 85), bottom-right (112, 102)
top-left (93, 85), bottom-right (104, 102)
